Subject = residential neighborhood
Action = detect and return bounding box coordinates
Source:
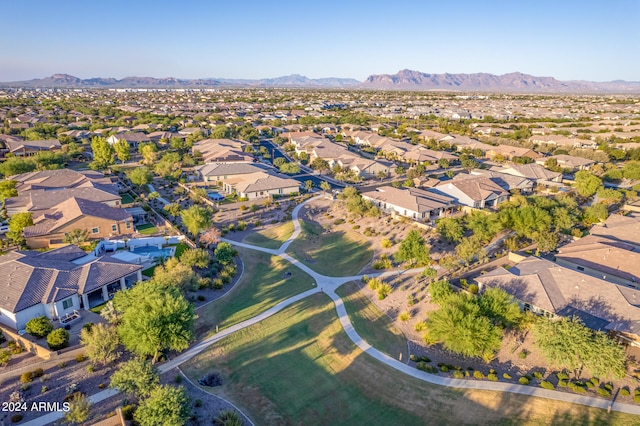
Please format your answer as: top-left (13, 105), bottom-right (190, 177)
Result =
top-left (1, 84), bottom-right (640, 425)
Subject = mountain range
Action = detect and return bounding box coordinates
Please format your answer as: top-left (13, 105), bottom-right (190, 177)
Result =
top-left (2, 70), bottom-right (640, 93)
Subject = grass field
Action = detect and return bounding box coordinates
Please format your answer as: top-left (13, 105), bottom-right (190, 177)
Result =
top-left (136, 223), bottom-right (158, 234)
top-left (184, 294), bottom-right (637, 426)
top-left (195, 247), bottom-right (315, 338)
top-left (335, 281), bottom-right (407, 360)
top-left (286, 220), bottom-right (373, 276)
top-left (173, 242), bottom-right (189, 259)
top-left (243, 221), bottom-right (295, 249)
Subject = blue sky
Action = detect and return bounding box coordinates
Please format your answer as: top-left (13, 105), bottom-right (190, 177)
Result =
top-left (2, 0), bottom-right (638, 82)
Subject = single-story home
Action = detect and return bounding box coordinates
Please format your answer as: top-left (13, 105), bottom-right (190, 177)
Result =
top-left (0, 245), bottom-right (142, 331)
top-left (361, 186), bottom-right (456, 221)
top-left (432, 175), bottom-right (510, 209)
top-left (5, 138), bottom-right (62, 157)
top-left (225, 172), bottom-right (299, 200)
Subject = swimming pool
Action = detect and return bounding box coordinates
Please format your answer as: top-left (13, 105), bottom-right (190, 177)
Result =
top-left (132, 246), bottom-right (174, 259)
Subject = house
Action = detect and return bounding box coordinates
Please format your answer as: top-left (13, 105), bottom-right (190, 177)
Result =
top-left (485, 144), bottom-right (540, 161)
top-left (475, 256), bottom-right (640, 346)
top-left (4, 169), bottom-right (121, 216)
top-left (226, 172), bottom-right (299, 200)
top-left (497, 163), bottom-right (563, 183)
top-left (0, 245), bottom-right (142, 330)
top-left (468, 170), bottom-right (535, 194)
top-left (334, 155), bottom-right (391, 179)
top-left (535, 154), bottom-right (595, 171)
top-left (590, 213), bottom-right (640, 251)
top-left (23, 197), bottom-right (133, 249)
top-left (403, 147), bottom-right (457, 164)
top-left (433, 176), bottom-right (509, 209)
top-left (5, 138), bottom-right (62, 157)
top-left (106, 132), bottom-right (151, 149)
top-left (555, 234), bottom-right (640, 288)
top-left (446, 136), bottom-right (493, 154)
top-left (194, 163), bottom-right (264, 184)
top-left (192, 139), bottom-right (254, 164)
top-left (361, 186), bottom-right (456, 221)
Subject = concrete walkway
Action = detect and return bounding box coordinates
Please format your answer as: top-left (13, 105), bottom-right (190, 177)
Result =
top-left (25, 195), bottom-right (640, 425)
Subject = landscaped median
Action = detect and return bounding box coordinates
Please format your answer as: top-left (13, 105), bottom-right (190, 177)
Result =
top-left (182, 294), bottom-right (637, 425)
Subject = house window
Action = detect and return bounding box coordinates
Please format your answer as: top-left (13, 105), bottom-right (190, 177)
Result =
top-left (278, 189), bottom-right (283, 194)
top-left (62, 298), bottom-right (73, 310)
top-left (112, 224), bottom-right (118, 232)
top-left (92, 227), bottom-right (99, 234)
top-left (126, 221), bottom-right (131, 229)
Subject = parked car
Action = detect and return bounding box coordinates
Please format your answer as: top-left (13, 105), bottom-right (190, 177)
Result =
top-left (0, 225), bottom-right (9, 234)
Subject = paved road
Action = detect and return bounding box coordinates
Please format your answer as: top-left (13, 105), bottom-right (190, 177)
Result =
top-left (25, 195), bottom-right (640, 425)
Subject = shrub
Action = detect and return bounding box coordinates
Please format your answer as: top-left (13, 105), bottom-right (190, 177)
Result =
top-left (604, 383), bottom-right (613, 391)
top-left (596, 387), bottom-right (612, 397)
top-left (367, 278), bottom-right (381, 290)
top-left (361, 275), bottom-right (369, 283)
top-left (414, 321), bottom-right (427, 332)
top-left (518, 349), bottom-right (529, 359)
top-left (569, 382), bottom-right (587, 394)
top-left (453, 371), bottom-right (465, 379)
top-left (25, 316), bottom-right (53, 338)
top-left (21, 384), bottom-right (30, 392)
top-left (398, 311), bottom-right (411, 322)
top-left (86, 364), bottom-right (95, 373)
top-left (75, 354), bottom-right (87, 363)
top-left (519, 377), bottom-right (530, 385)
top-left (32, 368), bottom-right (44, 378)
top-left (419, 356), bottom-right (431, 363)
top-left (212, 278), bottom-right (224, 289)
top-left (556, 372), bottom-right (569, 381)
top-left (41, 386), bottom-right (48, 394)
top-left (590, 377), bottom-right (600, 386)
top-left (236, 221), bottom-right (247, 231)
top-left (558, 380), bottom-right (568, 388)
top-left (352, 225), bottom-right (360, 230)
top-left (468, 284), bottom-right (479, 294)
top-left (473, 371), bottom-right (485, 379)
top-left (0, 349), bottom-right (10, 366)
top-left (540, 381), bottom-right (554, 390)
top-left (487, 373), bottom-right (498, 382)
top-left (503, 373), bottom-right (512, 379)
top-left (620, 387), bottom-right (631, 397)
top-left (333, 218), bottom-right (345, 225)
top-left (409, 354), bottom-right (419, 362)
top-left (635, 393), bottom-right (640, 404)
top-left (122, 405), bottom-right (136, 421)
top-left (175, 374), bottom-right (183, 384)
top-left (377, 283), bottom-right (392, 300)
top-left (440, 365), bottom-right (449, 373)
top-left (585, 380), bottom-right (595, 389)
top-left (82, 323), bottom-right (94, 332)
top-left (532, 371), bottom-right (543, 380)
top-left (381, 238), bottom-right (393, 248)
top-left (58, 361), bottom-right (67, 369)
top-left (20, 372), bottom-right (33, 383)
top-left (47, 328), bottom-right (70, 350)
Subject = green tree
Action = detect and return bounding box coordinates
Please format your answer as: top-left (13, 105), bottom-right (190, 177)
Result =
top-left (574, 170), bottom-right (602, 197)
top-left (279, 162), bottom-right (300, 174)
top-left (25, 316), bottom-right (53, 338)
top-left (113, 280), bottom-right (195, 363)
top-left (394, 230), bottom-right (431, 267)
top-left (63, 228), bottom-right (90, 245)
top-left (90, 136), bottom-right (115, 170)
top-left (0, 180), bottom-right (18, 203)
top-left (438, 158), bottom-right (450, 169)
top-left (64, 393), bottom-right (90, 425)
top-left (151, 258), bottom-right (198, 293)
top-left (113, 139), bottom-right (131, 164)
top-left (455, 235), bottom-right (486, 265)
top-left (436, 217), bottom-right (464, 243)
top-left (164, 203), bottom-right (181, 218)
top-left (584, 203), bottom-right (609, 224)
top-left (139, 142), bottom-right (159, 166)
top-left (425, 293), bottom-right (502, 361)
top-left (304, 180), bottom-right (314, 191)
top-left (134, 385), bottom-right (191, 426)
top-left (477, 287), bottom-right (524, 329)
top-left (273, 157), bottom-right (286, 168)
top-left (428, 280), bottom-right (453, 304)
top-left (80, 323), bottom-right (120, 367)
top-left (320, 181), bottom-right (331, 192)
top-left (310, 158), bottom-right (329, 172)
top-left (0, 157), bottom-right (36, 177)
top-left (109, 359), bottom-right (160, 398)
top-left (420, 267), bottom-right (438, 283)
top-left (179, 248), bottom-right (211, 269)
top-left (465, 211), bottom-right (502, 243)
top-left (211, 125), bottom-right (232, 139)
top-left (596, 188), bottom-right (623, 205)
top-left (46, 328), bottom-right (69, 350)
top-left (127, 166), bottom-right (153, 187)
top-left (533, 317), bottom-right (625, 379)
top-left (180, 205), bottom-right (214, 236)
top-left (214, 242), bottom-right (238, 265)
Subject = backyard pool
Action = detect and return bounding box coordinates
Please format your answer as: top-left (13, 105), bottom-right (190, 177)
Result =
top-left (132, 245), bottom-right (175, 260)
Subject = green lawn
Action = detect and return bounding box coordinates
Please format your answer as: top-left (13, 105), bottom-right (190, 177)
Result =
top-left (183, 294), bottom-right (635, 426)
top-left (136, 223), bottom-right (158, 234)
top-left (89, 302), bottom-right (107, 314)
top-left (335, 281), bottom-right (407, 360)
top-left (173, 242), bottom-right (190, 259)
top-left (286, 220), bottom-right (373, 276)
top-left (242, 221), bottom-right (295, 249)
top-left (141, 266), bottom-right (156, 278)
top-left (120, 194), bottom-right (135, 204)
top-left (195, 247), bottom-right (315, 338)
